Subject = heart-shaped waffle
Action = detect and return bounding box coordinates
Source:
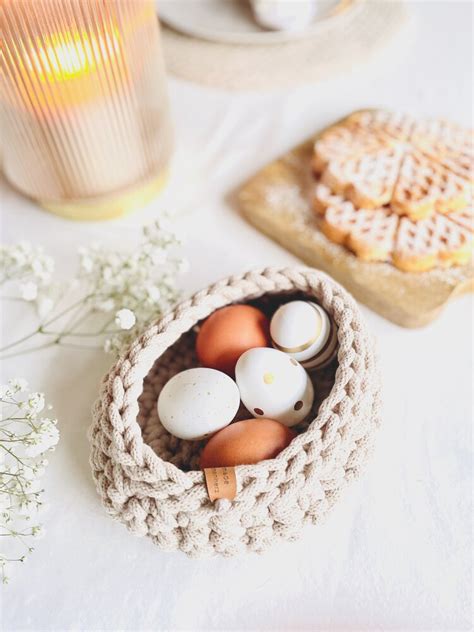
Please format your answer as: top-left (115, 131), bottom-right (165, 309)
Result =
top-left (311, 110), bottom-right (474, 272)
top-left (312, 125), bottom-right (390, 174)
top-left (314, 110), bottom-right (473, 220)
top-left (393, 214), bottom-right (473, 272)
top-left (312, 182), bottom-right (344, 215)
top-left (446, 199), bottom-right (474, 233)
top-left (411, 128), bottom-right (474, 182)
top-left (322, 144), bottom-right (404, 209)
top-left (319, 197), bottom-right (398, 262)
top-left (345, 109), bottom-right (416, 142)
top-left (392, 151), bottom-right (470, 219)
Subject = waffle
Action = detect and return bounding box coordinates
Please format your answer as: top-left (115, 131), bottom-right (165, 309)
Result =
top-left (446, 199), bottom-right (474, 233)
top-left (312, 125), bottom-right (390, 174)
top-left (320, 200), bottom-right (398, 262)
top-left (392, 151), bottom-right (470, 219)
top-left (311, 110), bottom-right (474, 272)
top-left (412, 130), bottom-right (474, 182)
top-left (312, 182), bottom-right (344, 215)
top-left (393, 214), bottom-right (473, 272)
top-left (322, 144), bottom-right (404, 209)
top-left (345, 109), bottom-right (416, 142)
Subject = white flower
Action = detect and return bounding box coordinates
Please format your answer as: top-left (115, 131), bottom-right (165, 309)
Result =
top-left (2, 216), bottom-right (185, 360)
top-left (0, 382), bottom-right (58, 582)
top-left (115, 308), bottom-right (136, 330)
top-left (20, 282), bottom-right (38, 301)
top-left (32, 257), bottom-right (54, 283)
top-left (150, 249), bottom-right (168, 266)
top-left (8, 378), bottom-right (28, 393)
top-left (1, 560), bottom-right (13, 584)
top-left (0, 385), bottom-right (14, 398)
top-left (25, 423), bottom-right (59, 457)
top-left (27, 393), bottom-right (45, 414)
top-left (36, 458), bottom-right (49, 472)
top-left (1, 243), bottom-right (55, 307)
top-left (79, 253), bottom-right (94, 273)
top-left (146, 285), bottom-right (161, 302)
top-left (32, 525), bottom-right (45, 539)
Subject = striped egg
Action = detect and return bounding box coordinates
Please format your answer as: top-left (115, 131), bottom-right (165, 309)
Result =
top-left (270, 301), bottom-right (338, 370)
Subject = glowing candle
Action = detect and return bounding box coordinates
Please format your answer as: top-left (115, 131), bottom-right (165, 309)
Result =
top-left (0, 0), bottom-right (173, 219)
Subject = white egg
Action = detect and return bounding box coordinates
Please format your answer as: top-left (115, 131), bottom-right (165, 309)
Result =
top-left (235, 348), bottom-right (314, 427)
top-left (270, 300), bottom-right (338, 370)
top-left (157, 368), bottom-right (240, 440)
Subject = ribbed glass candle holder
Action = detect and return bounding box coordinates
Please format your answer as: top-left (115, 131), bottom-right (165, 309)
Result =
top-left (1, 0), bottom-right (173, 220)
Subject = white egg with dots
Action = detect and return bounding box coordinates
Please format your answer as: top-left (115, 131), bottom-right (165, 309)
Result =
top-left (270, 300), bottom-right (338, 370)
top-left (235, 347), bottom-right (314, 427)
top-left (157, 368), bottom-right (240, 440)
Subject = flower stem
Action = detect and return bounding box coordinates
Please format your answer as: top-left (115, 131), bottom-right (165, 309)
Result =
top-left (40, 294), bottom-right (94, 328)
top-left (0, 443), bottom-right (32, 467)
top-left (42, 328), bottom-right (116, 338)
top-left (0, 294), bottom-right (94, 353)
top-left (0, 342), bottom-right (55, 359)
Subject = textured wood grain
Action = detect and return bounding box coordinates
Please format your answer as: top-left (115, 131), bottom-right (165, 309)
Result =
top-left (238, 140), bottom-right (473, 328)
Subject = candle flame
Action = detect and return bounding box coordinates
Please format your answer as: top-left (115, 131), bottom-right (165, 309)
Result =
top-left (22, 28), bottom-right (121, 83)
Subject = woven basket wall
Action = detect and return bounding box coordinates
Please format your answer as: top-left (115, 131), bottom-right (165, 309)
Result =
top-left (89, 267), bottom-right (382, 557)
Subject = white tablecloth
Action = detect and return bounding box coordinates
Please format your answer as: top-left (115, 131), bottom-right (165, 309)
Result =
top-left (1, 3), bottom-right (472, 630)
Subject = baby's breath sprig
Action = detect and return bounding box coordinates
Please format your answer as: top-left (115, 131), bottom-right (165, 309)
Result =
top-left (0, 379), bottom-right (59, 585)
top-left (0, 217), bottom-right (187, 358)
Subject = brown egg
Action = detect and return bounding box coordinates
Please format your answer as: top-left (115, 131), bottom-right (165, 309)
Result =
top-left (200, 418), bottom-right (296, 469)
top-left (196, 305), bottom-right (270, 375)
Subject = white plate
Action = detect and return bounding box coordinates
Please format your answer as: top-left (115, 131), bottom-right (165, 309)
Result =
top-left (157, 0), bottom-right (362, 45)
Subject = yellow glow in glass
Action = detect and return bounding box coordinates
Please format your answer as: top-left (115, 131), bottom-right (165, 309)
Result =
top-left (23, 29), bottom-right (120, 83)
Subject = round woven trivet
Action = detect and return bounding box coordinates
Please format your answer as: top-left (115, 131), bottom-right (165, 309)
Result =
top-left (89, 267), bottom-right (382, 557)
top-left (160, 1), bottom-right (411, 90)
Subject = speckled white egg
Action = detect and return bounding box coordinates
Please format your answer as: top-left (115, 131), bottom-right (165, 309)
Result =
top-left (157, 368), bottom-right (240, 440)
top-left (270, 301), bottom-right (338, 370)
top-left (235, 348), bottom-right (314, 427)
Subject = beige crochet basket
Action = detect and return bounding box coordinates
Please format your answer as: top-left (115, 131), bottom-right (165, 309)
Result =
top-left (89, 266), bottom-right (381, 557)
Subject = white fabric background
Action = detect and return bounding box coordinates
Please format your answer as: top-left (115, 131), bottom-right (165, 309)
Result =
top-left (0, 2), bottom-right (472, 630)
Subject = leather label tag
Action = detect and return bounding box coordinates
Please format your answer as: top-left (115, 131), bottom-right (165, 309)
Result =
top-left (204, 467), bottom-right (237, 502)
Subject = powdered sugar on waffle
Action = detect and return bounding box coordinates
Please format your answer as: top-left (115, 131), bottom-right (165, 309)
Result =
top-left (394, 214), bottom-right (473, 271)
top-left (446, 198), bottom-right (474, 232)
top-left (311, 110), bottom-right (473, 272)
top-left (312, 182), bottom-right (345, 215)
top-left (260, 176), bottom-right (470, 282)
top-left (322, 201), bottom-right (398, 262)
top-left (322, 144), bottom-right (405, 209)
top-left (392, 151), bottom-right (470, 219)
top-left (345, 109), bottom-right (417, 142)
top-left (312, 125), bottom-right (391, 174)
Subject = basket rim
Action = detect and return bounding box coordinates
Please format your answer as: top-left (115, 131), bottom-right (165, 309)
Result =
top-left (93, 265), bottom-right (372, 489)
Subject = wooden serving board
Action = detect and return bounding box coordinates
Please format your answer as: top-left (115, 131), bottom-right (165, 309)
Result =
top-left (238, 139), bottom-right (473, 328)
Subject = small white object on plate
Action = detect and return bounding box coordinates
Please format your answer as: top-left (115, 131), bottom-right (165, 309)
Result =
top-left (251, 0), bottom-right (318, 31)
top-left (157, 0), bottom-right (358, 46)
top-left (235, 347), bottom-right (314, 427)
top-left (157, 368), bottom-right (240, 440)
top-left (270, 300), bottom-right (338, 370)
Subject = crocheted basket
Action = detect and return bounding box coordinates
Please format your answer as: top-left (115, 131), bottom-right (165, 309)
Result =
top-left (89, 266), bottom-right (381, 557)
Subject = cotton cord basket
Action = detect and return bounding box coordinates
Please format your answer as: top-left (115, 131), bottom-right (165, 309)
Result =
top-left (89, 266), bottom-right (382, 557)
